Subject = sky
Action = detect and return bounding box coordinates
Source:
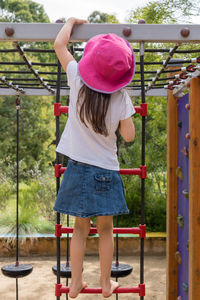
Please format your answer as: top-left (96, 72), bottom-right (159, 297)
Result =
top-left (34, 0), bottom-right (149, 23)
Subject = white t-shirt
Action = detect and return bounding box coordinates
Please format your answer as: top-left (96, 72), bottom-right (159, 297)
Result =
top-left (56, 60), bottom-right (135, 171)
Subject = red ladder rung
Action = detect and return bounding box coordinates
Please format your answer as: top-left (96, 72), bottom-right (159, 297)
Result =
top-left (54, 103), bottom-right (147, 117)
top-left (135, 103), bottom-right (147, 116)
top-left (55, 224), bottom-right (146, 238)
top-left (55, 284), bottom-right (145, 296)
top-left (55, 164), bottom-right (147, 179)
top-left (54, 103), bottom-right (68, 116)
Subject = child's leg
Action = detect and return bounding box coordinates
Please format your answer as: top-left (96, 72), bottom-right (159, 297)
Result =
top-left (97, 216), bottom-right (119, 298)
top-left (69, 216), bottom-right (90, 298)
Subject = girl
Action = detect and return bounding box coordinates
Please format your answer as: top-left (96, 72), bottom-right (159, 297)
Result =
top-left (53, 17), bottom-right (136, 298)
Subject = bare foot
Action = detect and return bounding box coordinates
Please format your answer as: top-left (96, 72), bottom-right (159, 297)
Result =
top-left (100, 279), bottom-right (119, 298)
top-left (69, 281), bottom-right (87, 298)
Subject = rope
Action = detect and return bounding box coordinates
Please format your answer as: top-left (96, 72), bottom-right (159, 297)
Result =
top-left (55, 59), bottom-right (61, 300)
top-left (16, 96), bottom-right (20, 300)
top-left (139, 41), bottom-right (146, 300)
top-left (14, 42), bottom-right (55, 94)
top-left (145, 45), bottom-right (179, 93)
top-left (0, 76), bottom-right (25, 94)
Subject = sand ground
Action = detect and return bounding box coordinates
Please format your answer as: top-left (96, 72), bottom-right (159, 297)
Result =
top-left (0, 255), bottom-right (166, 300)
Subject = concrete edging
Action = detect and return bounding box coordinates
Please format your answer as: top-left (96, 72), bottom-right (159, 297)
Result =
top-left (0, 236), bottom-right (166, 257)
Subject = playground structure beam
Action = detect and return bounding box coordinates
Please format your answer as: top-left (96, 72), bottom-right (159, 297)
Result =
top-left (166, 89), bottom-right (178, 300)
top-left (0, 88), bottom-right (167, 97)
top-left (189, 77), bottom-right (200, 299)
top-left (0, 23), bottom-right (200, 43)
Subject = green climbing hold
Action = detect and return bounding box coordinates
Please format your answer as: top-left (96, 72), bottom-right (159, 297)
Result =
top-left (178, 121), bottom-right (182, 128)
top-left (175, 251), bottom-right (182, 265)
top-left (183, 282), bottom-right (188, 292)
top-left (176, 166), bottom-right (183, 180)
top-left (182, 190), bottom-right (189, 198)
top-left (177, 214), bottom-right (184, 228)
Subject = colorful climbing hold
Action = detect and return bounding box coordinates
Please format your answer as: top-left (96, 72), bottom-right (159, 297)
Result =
top-left (182, 190), bottom-right (189, 198)
top-left (177, 214), bottom-right (184, 228)
top-left (183, 282), bottom-right (188, 293)
top-left (185, 133), bottom-right (191, 139)
top-left (176, 167), bottom-right (183, 180)
top-left (185, 103), bottom-right (190, 110)
top-left (178, 121), bottom-right (182, 128)
top-left (181, 147), bottom-right (189, 157)
top-left (175, 251), bottom-right (182, 265)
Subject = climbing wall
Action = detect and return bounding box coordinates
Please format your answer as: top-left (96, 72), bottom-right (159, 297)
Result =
top-left (177, 93), bottom-right (189, 299)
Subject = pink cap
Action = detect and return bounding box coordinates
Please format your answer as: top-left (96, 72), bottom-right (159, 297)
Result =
top-left (78, 33), bottom-right (135, 94)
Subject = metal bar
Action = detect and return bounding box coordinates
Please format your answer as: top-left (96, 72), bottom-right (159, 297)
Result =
top-left (0, 59), bottom-right (193, 67)
top-left (0, 70), bottom-right (66, 75)
top-left (16, 96), bottom-right (20, 266)
top-left (56, 226), bottom-right (146, 237)
top-left (0, 87), bottom-right (168, 96)
top-left (0, 60), bottom-right (58, 67)
top-left (139, 42), bottom-right (146, 300)
top-left (1, 23), bottom-right (200, 42)
top-left (56, 284), bottom-right (145, 296)
top-left (16, 278), bottom-right (18, 300)
top-left (55, 60), bottom-right (61, 300)
top-left (1, 47), bottom-right (200, 54)
top-left (0, 83), bottom-right (166, 89)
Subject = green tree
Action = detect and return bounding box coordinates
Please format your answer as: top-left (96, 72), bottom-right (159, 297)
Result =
top-left (0, 0), bottom-right (49, 22)
top-left (126, 0), bottom-right (200, 24)
top-left (88, 10), bottom-right (119, 23)
top-left (0, 0), bottom-right (56, 173)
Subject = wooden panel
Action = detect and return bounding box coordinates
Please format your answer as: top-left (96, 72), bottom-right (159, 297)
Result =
top-left (166, 90), bottom-right (178, 300)
top-left (189, 77), bottom-right (200, 299)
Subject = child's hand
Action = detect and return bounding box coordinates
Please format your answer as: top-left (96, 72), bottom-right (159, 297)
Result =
top-left (67, 17), bottom-right (89, 25)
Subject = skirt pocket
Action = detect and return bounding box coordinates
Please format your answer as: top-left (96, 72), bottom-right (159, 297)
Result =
top-left (94, 173), bottom-right (112, 191)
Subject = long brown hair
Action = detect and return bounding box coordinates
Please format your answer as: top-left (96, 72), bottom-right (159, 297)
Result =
top-left (77, 85), bottom-right (111, 137)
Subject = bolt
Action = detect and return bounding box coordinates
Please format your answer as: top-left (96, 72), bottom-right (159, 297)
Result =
top-left (56, 19), bottom-right (64, 23)
top-left (180, 28), bottom-right (190, 38)
top-left (122, 27), bottom-right (132, 37)
top-left (5, 27), bottom-right (14, 36)
top-left (138, 19), bottom-right (146, 24)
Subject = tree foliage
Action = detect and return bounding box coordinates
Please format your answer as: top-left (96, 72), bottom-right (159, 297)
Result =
top-left (126, 0), bottom-right (200, 24)
top-left (0, 0), bottom-right (49, 22)
top-left (88, 10), bottom-right (119, 23)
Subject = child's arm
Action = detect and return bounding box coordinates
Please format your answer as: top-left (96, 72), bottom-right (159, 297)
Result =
top-left (54, 17), bottom-right (88, 71)
top-left (118, 117), bottom-right (135, 142)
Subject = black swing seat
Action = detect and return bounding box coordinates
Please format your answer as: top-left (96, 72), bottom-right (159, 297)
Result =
top-left (111, 263), bottom-right (133, 278)
top-left (52, 263), bottom-right (72, 278)
top-left (1, 264), bottom-right (33, 278)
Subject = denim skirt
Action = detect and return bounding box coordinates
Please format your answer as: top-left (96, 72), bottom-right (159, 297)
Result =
top-left (53, 159), bottom-right (129, 218)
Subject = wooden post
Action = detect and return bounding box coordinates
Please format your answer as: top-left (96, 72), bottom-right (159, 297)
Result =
top-left (189, 77), bottom-right (200, 299)
top-left (166, 89), bottom-right (178, 300)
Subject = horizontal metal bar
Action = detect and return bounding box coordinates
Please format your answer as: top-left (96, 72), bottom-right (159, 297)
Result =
top-left (1, 46), bottom-right (200, 54)
top-left (57, 226), bottom-right (146, 236)
top-left (55, 284), bottom-right (145, 296)
top-left (0, 87), bottom-right (167, 96)
top-left (0, 23), bottom-right (200, 42)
